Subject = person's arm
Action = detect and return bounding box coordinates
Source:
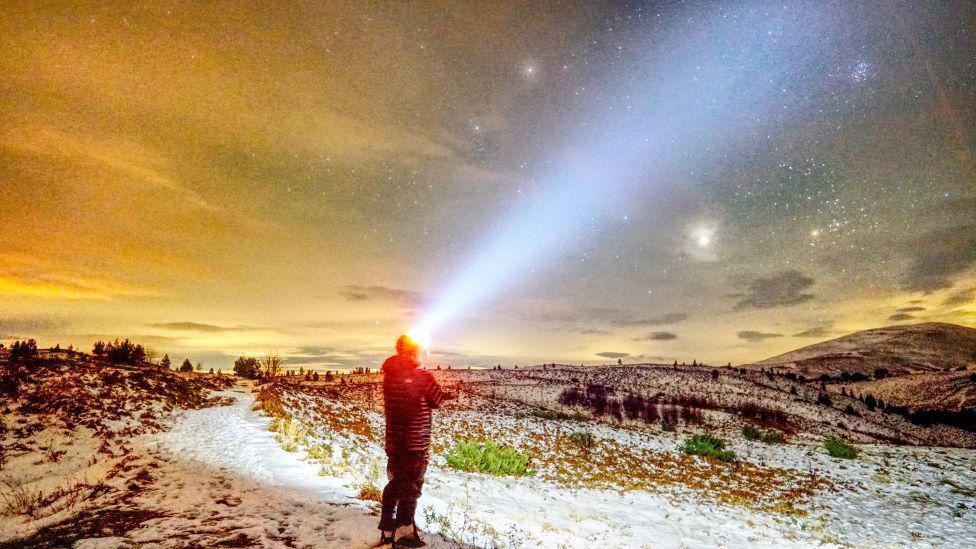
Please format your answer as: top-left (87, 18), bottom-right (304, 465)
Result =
top-left (424, 375), bottom-right (447, 408)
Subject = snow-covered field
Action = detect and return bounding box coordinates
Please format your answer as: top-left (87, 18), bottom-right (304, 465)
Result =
top-left (3, 367), bottom-right (974, 548)
top-left (245, 377), bottom-right (976, 548)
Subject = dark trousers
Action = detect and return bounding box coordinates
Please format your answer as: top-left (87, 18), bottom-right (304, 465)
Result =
top-left (378, 450), bottom-right (429, 531)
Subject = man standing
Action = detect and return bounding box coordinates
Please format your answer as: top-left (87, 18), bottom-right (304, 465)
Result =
top-left (377, 334), bottom-right (447, 548)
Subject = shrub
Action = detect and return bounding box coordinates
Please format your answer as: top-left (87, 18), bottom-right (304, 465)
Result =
top-left (678, 433), bottom-right (736, 462)
top-left (444, 440), bottom-right (532, 476)
top-left (233, 356), bottom-right (262, 379)
top-left (823, 437), bottom-right (858, 459)
top-left (357, 484), bottom-right (382, 502)
top-left (568, 431), bottom-right (596, 450)
top-left (742, 425), bottom-right (784, 444)
top-left (817, 392), bottom-right (833, 406)
top-left (530, 409), bottom-right (562, 420)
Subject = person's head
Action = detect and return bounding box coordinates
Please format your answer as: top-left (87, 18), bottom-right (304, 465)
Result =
top-left (395, 334), bottom-right (421, 364)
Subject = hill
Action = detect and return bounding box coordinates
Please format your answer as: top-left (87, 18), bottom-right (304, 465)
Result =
top-left (745, 322), bottom-right (976, 428)
top-left (748, 322), bottom-right (976, 379)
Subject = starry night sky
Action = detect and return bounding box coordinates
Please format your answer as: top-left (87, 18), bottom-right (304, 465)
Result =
top-left (1, 1), bottom-right (974, 370)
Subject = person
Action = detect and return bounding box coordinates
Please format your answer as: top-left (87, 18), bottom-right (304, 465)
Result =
top-left (377, 334), bottom-right (449, 548)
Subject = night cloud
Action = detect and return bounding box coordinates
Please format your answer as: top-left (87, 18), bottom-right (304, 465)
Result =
top-left (902, 224), bottom-right (976, 292)
top-left (596, 351), bottom-right (629, 359)
top-left (793, 326), bottom-right (831, 338)
top-left (610, 312), bottom-right (689, 327)
top-left (147, 322), bottom-right (264, 333)
top-left (737, 331), bottom-right (783, 342)
top-left (636, 331), bottom-right (678, 341)
top-left (339, 285), bottom-right (427, 309)
top-left (732, 270), bottom-right (815, 310)
top-left (943, 288), bottom-right (974, 306)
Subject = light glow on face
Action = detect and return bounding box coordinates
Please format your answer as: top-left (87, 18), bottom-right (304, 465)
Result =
top-left (406, 327), bottom-right (432, 353)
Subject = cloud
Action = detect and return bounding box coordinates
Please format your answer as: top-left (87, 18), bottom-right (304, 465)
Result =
top-left (943, 288), bottom-right (974, 306)
top-left (0, 316), bottom-right (67, 337)
top-left (887, 313), bottom-right (914, 321)
top-left (793, 326), bottom-right (831, 338)
top-left (610, 312), bottom-right (689, 327)
top-left (895, 306), bottom-right (925, 313)
top-left (595, 351), bottom-right (629, 359)
top-left (732, 270), bottom-right (815, 310)
top-left (339, 285), bottom-right (427, 309)
top-left (902, 224), bottom-right (976, 292)
top-left (0, 253), bottom-right (157, 300)
top-left (737, 330), bottom-right (783, 342)
top-left (636, 331), bottom-right (678, 341)
top-left (147, 322), bottom-right (264, 333)
top-left (576, 328), bottom-right (612, 335)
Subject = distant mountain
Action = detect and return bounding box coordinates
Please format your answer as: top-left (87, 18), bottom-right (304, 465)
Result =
top-left (749, 322), bottom-right (976, 379)
top-left (747, 322), bottom-right (976, 416)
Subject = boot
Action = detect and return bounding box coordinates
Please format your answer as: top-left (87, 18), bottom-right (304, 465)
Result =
top-left (393, 525), bottom-right (426, 548)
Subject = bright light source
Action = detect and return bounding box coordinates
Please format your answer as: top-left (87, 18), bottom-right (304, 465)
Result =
top-left (407, 327), bottom-right (432, 351)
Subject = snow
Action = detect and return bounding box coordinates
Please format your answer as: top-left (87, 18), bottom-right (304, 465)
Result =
top-left (5, 377), bottom-right (974, 548)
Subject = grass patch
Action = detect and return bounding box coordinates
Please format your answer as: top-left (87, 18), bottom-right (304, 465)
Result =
top-left (678, 433), bottom-right (736, 462)
top-left (272, 418), bottom-right (308, 452)
top-left (742, 425), bottom-right (785, 444)
top-left (357, 484), bottom-right (382, 502)
top-left (568, 431), bottom-right (596, 450)
top-left (444, 440), bottom-right (533, 477)
top-left (823, 437), bottom-right (859, 459)
top-left (530, 408), bottom-right (589, 421)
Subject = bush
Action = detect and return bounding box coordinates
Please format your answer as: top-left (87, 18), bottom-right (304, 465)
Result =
top-left (530, 409), bottom-right (563, 420)
top-left (444, 440), bottom-right (532, 476)
top-left (823, 437), bottom-right (859, 459)
top-left (233, 356), bottom-right (262, 379)
top-left (678, 433), bottom-right (736, 462)
top-left (742, 425), bottom-right (784, 444)
top-left (568, 431), bottom-right (596, 450)
top-left (357, 484), bottom-right (381, 502)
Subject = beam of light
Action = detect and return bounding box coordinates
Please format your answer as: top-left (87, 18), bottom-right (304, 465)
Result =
top-left (415, 4), bottom-right (833, 339)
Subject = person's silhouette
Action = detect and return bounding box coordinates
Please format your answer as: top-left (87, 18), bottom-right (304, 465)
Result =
top-left (377, 335), bottom-right (448, 547)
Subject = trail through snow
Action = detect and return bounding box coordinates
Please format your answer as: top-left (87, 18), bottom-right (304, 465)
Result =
top-left (146, 387), bottom-right (454, 548)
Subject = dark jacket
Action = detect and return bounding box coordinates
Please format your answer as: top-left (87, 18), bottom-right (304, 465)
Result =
top-left (382, 355), bottom-right (446, 453)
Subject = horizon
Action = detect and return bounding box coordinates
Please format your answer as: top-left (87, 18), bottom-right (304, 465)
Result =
top-left (2, 2), bottom-right (974, 371)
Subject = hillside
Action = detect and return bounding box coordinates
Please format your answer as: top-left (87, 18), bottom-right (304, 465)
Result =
top-left (745, 323), bottom-right (976, 416)
top-left (749, 322), bottom-right (976, 378)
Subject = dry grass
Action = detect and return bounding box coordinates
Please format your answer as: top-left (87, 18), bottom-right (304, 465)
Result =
top-left (357, 484), bottom-right (382, 502)
top-left (0, 475), bottom-right (42, 517)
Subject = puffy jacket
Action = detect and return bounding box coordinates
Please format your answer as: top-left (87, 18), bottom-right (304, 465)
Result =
top-left (382, 355), bottom-right (446, 453)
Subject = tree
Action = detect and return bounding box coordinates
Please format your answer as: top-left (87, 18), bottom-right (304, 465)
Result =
top-left (180, 359), bottom-right (193, 373)
top-left (104, 339), bottom-right (146, 365)
top-left (312, 371), bottom-right (320, 382)
top-left (711, 368), bottom-right (719, 381)
top-left (262, 354), bottom-right (283, 380)
top-left (92, 341), bottom-right (106, 357)
top-left (233, 356), bottom-right (261, 379)
top-left (195, 362), bottom-right (203, 371)
top-left (9, 339), bottom-right (38, 362)
top-left (160, 354), bottom-right (172, 370)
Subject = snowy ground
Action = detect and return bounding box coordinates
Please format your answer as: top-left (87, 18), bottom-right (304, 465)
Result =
top-left (259, 378), bottom-right (976, 549)
top-left (4, 377), bottom-right (974, 548)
